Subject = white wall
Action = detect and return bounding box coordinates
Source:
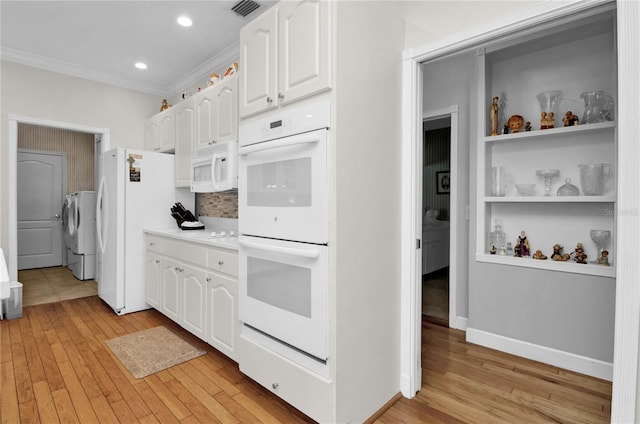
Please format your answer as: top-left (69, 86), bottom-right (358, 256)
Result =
top-left (1, 60), bottom-right (162, 261)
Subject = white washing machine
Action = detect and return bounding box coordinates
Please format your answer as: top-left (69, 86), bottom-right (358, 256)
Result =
top-left (66, 191), bottom-right (96, 280)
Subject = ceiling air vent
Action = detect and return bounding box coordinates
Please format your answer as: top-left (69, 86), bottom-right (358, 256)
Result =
top-left (231, 0), bottom-right (261, 18)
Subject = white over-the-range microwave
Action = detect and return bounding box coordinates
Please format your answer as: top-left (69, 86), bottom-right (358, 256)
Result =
top-left (190, 142), bottom-right (238, 193)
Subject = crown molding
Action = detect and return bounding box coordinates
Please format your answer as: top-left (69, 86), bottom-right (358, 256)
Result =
top-left (1, 46), bottom-right (169, 96)
top-left (167, 40), bottom-right (240, 98)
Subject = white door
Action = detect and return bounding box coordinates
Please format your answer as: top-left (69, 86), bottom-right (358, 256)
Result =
top-left (17, 150), bottom-right (66, 269)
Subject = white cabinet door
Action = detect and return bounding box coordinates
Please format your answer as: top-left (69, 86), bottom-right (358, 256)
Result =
top-left (161, 258), bottom-right (181, 322)
top-left (145, 252), bottom-right (163, 309)
top-left (182, 263), bottom-right (208, 341)
top-left (196, 75), bottom-right (239, 149)
top-left (213, 75), bottom-right (238, 144)
top-left (278, 0), bottom-right (331, 106)
top-left (239, 4), bottom-right (278, 118)
top-left (174, 98), bottom-right (195, 187)
top-left (145, 109), bottom-right (175, 152)
top-left (206, 272), bottom-right (237, 360)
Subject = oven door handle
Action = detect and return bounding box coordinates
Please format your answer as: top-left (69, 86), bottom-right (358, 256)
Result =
top-left (239, 133), bottom-right (320, 155)
top-left (238, 238), bottom-right (320, 259)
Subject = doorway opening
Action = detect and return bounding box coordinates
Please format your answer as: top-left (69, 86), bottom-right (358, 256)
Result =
top-left (421, 119), bottom-right (451, 326)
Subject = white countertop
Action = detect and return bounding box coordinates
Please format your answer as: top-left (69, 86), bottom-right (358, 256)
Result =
top-left (145, 228), bottom-right (238, 251)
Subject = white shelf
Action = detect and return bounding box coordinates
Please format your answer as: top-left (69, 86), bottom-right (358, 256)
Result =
top-left (482, 121), bottom-right (616, 144)
top-left (476, 253), bottom-right (616, 278)
top-left (484, 195), bottom-right (615, 203)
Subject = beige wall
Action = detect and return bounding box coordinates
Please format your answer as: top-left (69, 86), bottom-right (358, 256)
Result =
top-left (1, 60), bottom-right (162, 260)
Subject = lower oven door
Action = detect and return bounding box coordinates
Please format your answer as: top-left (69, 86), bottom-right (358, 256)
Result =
top-left (238, 235), bottom-right (328, 361)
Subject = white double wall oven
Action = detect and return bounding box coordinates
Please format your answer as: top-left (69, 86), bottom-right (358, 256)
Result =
top-left (238, 101), bottom-right (330, 373)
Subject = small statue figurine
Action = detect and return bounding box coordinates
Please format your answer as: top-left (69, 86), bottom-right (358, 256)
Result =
top-left (490, 96), bottom-right (499, 136)
top-left (551, 244), bottom-right (571, 261)
top-left (503, 124), bottom-right (509, 135)
top-left (563, 111), bottom-right (579, 127)
top-left (507, 115), bottom-right (525, 133)
top-left (573, 243), bottom-right (588, 264)
top-left (525, 121), bottom-right (532, 131)
top-left (506, 242), bottom-right (514, 256)
top-left (209, 72), bottom-right (220, 86)
top-left (499, 244), bottom-right (506, 256)
top-left (490, 243), bottom-right (497, 254)
top-left (532, 249), bottom-right (547, 260)
top-left (547, 112), bottom-right (555, 128)
top-left (160, 98), bottom-right (171, 112)
top-left (514, 231), bottom-right (530, 257)
top-left (599, 250), bottom-right (610, 265)
top-left (540, 112), bottom-right (548, 130)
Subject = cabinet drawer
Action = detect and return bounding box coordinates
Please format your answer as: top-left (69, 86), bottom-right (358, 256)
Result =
top-left (164, 239), bottom-right (207, 267)
top-left (239, 335), bottom-right (332, 423)
top-left (146, 235), bottom-right (163, 253)
top-left (207, 248), bottom-right (238, 277)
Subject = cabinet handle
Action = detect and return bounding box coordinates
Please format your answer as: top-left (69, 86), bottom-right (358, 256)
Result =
top-left (278, 92), bottom-right (284, 101)
top-left (272, 383), bottom-right (279, 390)
top-left (266, 96), bottom-right (273, 104)
top-left (206, 277), bottom-right (211, 282)
top-left (155, 260), bottom-right (160, 264)
top-left (218, 260), bottom-right (224, 266)
top-left (209, 140), bottom-right (216, 145)
top-left (149, 242), bottom-right (155, 246)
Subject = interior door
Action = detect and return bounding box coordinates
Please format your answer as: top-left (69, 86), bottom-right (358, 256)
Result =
top-left (17, 149), bottom-right (66, 269)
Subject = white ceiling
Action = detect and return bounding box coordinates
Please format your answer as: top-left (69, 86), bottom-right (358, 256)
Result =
top-left (0, 0), bottom-right (276, 97)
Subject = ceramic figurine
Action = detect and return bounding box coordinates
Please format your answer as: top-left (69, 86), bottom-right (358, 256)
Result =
top-left (525, 121), bottom-right (532, 131)
top-left (490, 243), bottom-right (497, 254)
top-left (514, 231), bottom-right (530, 257)
top-left (503, 124), bottom-right (509, 135)
top-left (506, 242), bottom-right (514, 256)
top-left (160, 98), bottom-right (171, 111)
top-left (599, 250), bottom-right (610, 265)
top-left (540, 112), bottom-right (548, 129)
top-left (547, 112), bottom-right (555, 128)
top-left (563, 111), bottom-right (579, 127)
top-left (573, 243), bottom-right (588, 264)
top-left (490, 96), bottom-right (499, 136)
top-left (209, 72), bottom-right (220, 86)
top-left (532, 249), bottom-right (547, 260)
top-left (507, 115), bottom-right (525, 133)
top-left (551, 244), bottom-right (571, 261)
top-left (499, 244), bottom-right (506, 256)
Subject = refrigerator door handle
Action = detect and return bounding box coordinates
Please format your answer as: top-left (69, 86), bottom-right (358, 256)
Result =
top-left (96, 175), bottom-right (108, 253)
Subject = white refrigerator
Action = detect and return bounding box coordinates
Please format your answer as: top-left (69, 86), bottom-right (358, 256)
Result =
top-left (96, 148), bottom-right (192, 315)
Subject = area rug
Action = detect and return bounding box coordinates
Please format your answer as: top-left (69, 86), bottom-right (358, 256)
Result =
top-left (105, 326), bottom-right (206, 379)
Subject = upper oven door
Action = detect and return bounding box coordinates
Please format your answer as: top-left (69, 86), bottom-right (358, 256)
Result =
top-left (238, 128), bottom-right (328, 244)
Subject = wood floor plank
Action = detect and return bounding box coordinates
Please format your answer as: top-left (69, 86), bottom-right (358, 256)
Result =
top-left (50, 388), bottom-right (80, 424)
top-left (89, 395), bottom-right (120, 423)
top-left (18, 398), bottom-right (40, 424)
top-left (144, 373), bottom-right (192, 420)
top-left (32, 380), bottom-right (60, 424)
top-left (163, 377), bottom-right (223, 424)
top-left (1, 359), bottom-right (21, 424)
top-left (55, 360), bottom-right (100, 423)
top-left (133, 380), bottom-right (182, 424)
top-left (231, 392), bottom-right (282, 424)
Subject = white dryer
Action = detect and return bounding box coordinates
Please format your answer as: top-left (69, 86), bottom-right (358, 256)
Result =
top-left (66, 191), bottom-right (97, 280)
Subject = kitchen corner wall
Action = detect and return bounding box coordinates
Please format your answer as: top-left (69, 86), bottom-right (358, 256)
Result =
top-left (197, 192), bottom-right (238, 218)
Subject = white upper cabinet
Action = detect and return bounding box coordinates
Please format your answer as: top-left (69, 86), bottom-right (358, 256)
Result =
top-left (145, 108), bottom-right (175, 153)
top-left (174, 97), bottom-right (195, 187)
top-left (195, 74), bottom-right (238, 149)
top-left (239, 0), bottom-right (331, 119)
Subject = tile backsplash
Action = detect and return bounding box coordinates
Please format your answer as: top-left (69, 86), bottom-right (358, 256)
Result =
top-left (198, 192), bottom-right (238, 218)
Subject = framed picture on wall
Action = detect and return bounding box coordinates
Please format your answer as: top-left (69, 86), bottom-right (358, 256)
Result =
top-left (436, 171), bottom-right (450, 194)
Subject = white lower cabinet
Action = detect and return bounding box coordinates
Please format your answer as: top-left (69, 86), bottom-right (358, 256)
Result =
top-left (145, 234), bottom-right (238, 357)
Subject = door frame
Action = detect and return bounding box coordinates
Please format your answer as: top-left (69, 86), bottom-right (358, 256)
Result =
top-left (17, 148), bottom-right (68, 269)
top-left (7, 114), bottom-right (110, 281)
top-left (400, 0), bottom-right (640, 422)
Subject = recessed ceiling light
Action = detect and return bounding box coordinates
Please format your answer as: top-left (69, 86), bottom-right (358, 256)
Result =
top-left (135, 62), bottom-right (147, 70)
top-left (177, 16), bottom-right (192, 27)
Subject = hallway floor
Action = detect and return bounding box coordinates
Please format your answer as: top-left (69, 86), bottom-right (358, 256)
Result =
top-left (18, 266), bottom-right (97, 307)
top-left (423, 267), bottom-right (449, 323)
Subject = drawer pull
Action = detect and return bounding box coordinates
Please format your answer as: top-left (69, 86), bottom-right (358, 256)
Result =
top-left (206, 277), bottom-right (211, 282)
top-left (218, 260), bottom-right (224, 266)
top-left (272, 382), bottom-right (279, 390)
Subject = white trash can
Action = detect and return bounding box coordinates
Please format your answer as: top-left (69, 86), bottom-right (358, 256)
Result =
top-left (3, 281), bottom-right (23, 320)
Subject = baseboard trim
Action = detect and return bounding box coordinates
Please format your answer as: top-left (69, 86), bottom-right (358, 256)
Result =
top-left (364, 392), bottom-right (403, 424)
top-left (466, 327), bottom-right (613, 381)
top-left (449, 315), bottom-right (468, 331)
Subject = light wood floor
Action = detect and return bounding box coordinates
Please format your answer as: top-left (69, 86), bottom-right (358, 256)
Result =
top-left (1, 297), bottom-right (611, 423)
top-left (19, 266), bottom-right (97, 307)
